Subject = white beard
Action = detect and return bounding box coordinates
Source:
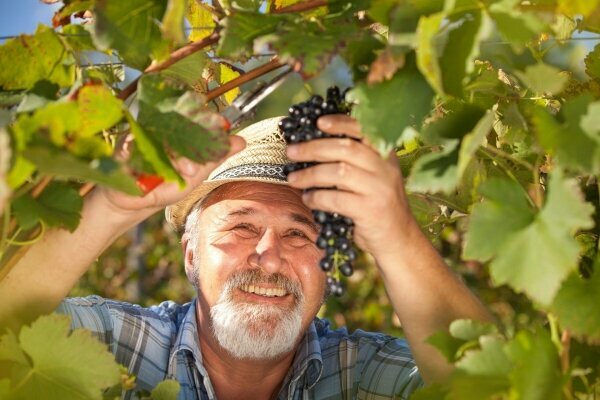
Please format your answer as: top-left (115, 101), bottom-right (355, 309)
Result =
top-left (209, 270), bottom-right (305, 360)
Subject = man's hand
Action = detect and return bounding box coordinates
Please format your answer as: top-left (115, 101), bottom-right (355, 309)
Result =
top-left (100, 135), bottom-right (246, 221)
top-left (285, 114), bottom-right (415, 263)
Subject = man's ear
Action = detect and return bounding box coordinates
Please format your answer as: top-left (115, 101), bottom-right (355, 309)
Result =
top-left (181, 233), bottom-right (195, 271)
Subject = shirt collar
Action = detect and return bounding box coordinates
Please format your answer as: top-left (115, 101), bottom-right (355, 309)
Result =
top-left (288, 318), bottom-right (324, 389)
top-left (168, 300), bottom-right (206, 375)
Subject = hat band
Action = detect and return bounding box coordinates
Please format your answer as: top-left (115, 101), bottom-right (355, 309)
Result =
top-left (212, 163), bottom-right (287, 181)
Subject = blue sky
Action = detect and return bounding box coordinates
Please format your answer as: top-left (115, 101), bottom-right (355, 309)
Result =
top-left (0, 0), bottom-right (61, 40)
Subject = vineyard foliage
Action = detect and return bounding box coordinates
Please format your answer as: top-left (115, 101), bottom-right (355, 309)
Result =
top-left (0, 0), bottom-right (599, 398)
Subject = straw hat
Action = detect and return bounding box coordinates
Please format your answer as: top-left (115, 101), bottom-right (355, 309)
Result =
top-left (165, 116), bottom-right (290, 232)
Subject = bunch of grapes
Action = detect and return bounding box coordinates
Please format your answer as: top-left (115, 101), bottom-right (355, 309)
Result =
top-left (278, 86), bottom-right (356, 296)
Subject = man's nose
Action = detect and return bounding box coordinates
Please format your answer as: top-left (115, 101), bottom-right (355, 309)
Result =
top-left (252, 228), bottom-right (285, 274)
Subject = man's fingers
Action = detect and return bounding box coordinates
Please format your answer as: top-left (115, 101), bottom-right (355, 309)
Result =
top-left (287, 137), bottom-right (380, 173)
top-left (287, 162), bottom-right (375, 195)
top-left (317, 115), bottom-right (362, 138)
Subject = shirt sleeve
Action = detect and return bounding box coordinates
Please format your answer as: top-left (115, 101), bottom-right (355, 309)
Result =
top-left (56, 295), bottom-right (117, 351)
top-left (357, 338), bottom-right (424, 399)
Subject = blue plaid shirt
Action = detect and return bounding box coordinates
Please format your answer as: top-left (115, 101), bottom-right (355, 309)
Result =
top-left (57, 296), bottom-right (422, 399)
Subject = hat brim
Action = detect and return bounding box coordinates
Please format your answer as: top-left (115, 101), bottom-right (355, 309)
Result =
top-left (165, 176), bottom-right (289, 232)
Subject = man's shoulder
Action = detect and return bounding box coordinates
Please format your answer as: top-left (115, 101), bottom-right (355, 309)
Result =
top-left (59, 295), bottom-right (194, 330)
top-left (314, 317), bottom-right (410, 351)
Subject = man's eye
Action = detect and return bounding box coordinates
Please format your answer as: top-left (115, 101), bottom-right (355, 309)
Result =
top-left (286, 230), bottom-right (310, 240)
top-left (233, 224), bottom-right (258, 235)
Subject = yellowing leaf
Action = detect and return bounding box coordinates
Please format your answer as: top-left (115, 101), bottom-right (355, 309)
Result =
top-left (0, 25), bottom-right (75, 90)
top-left (186, 0), bottom-right (216, 42)
top-left (77, 84), bottom-right (124, 137)
top-left (218, 63), bottom-right (241, 105)
top-left (0, 314), bottom-right (120, 400)
top-left (558, 0), bottom-right (600, 19)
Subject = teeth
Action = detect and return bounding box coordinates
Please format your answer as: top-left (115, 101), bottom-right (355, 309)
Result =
top-left (240, 284), bottom-right (287, 297)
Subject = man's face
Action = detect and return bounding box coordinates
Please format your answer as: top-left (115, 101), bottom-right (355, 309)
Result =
top-left (185, 181), bottom-right (326, 359)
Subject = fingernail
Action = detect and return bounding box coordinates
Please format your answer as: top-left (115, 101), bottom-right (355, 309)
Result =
top-left (318, 117), bottom-right (332, 129)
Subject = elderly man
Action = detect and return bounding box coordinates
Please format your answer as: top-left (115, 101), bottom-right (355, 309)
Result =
top-left (0, 114), bottom-right (492, 399)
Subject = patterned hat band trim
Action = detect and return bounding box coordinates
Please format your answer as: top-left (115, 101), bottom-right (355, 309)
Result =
top-left (212, 163), bottom-right (287, 181)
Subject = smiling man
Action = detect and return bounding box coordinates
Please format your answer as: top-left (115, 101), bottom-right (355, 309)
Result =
top-left (0, 115), bottom-right (493, 399)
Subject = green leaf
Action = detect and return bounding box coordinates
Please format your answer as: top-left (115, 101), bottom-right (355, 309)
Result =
top-left (264, 19), bottom-right (358, 76)
top-left (162, 0), bottom-right (186, 45)
top-left (0, 25), bottom-right (75, 90)
top-left (466, 170), bottom-right (594, 306)
top-left (456, 336), bottom-right (511, 376)
top-left (488, 0), bottom-right (548, 53)
top-left (411, 383), bottom-right (449, 400)
top-left (584, 44), bottom-right (600, 80)
top-left (12, 182), bottom-right (83, 231)
top-left (515, 63), bottom-right (569, 96)
top-left (0, 379), bottom-right (10, 399)
top-left (7, 156), bottom-right (36, 189)
top-left (126, 113), bottom-right (181, 184)
top-left (406, 140), bottom-right (459, 194)
top-left (447, 371), bottom-right (510, 400)
top-left (551, 264), bottom-right (600, 343)
top-left (504, 328), bottom-right (565, 400)
top-left (0, 314), bottom-right (120, 400)
top-left (340, 30), bottom-right (384, 81)
top-left (11, 85), bottom-right (123, 159)
top-left (449, 319), bottom-right (498, 341)
top-left (162, 51), bottom-right (206, 87)
top-left (217, 12), bottom-right (283, 59)
top-left (16, 80), bottom-right (60, 113)
top-left (457, 110), bottom-right (493, 177)
top-left (421, 102), bottom-right (485, 143)
top-left (417, 10), bottom-right (484, 97)
top-left (151, 379), bottom-right (180, 400)
top-left (61, 24), bottom-right (96, 52)
top-left (426, 330), bottom-right (467, 362)
top-left (137, 74), bottom-right (229, 165)
top-left (530, 95), bottom-right (600, 174)
top-left (23, 146), bottom-right (141, 195)
top-left (348, 54), bottom-right (434, 148)
top-left (93, 0), bottom-right (169, 70)
top-left (186, 1), bottom-right (217, 42)
top-left (416, 12), bottom-right (444, 95)
top-left (463, 178), bottom-right (536, 261)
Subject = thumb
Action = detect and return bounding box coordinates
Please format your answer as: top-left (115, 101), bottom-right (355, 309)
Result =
top-left (227, 135), bottom-right (246, 156)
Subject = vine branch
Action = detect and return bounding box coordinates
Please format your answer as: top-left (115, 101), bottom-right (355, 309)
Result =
top-left (205, 58), bottom-right (284, 102)
top-left (272, 0), bottom-right (328, 14)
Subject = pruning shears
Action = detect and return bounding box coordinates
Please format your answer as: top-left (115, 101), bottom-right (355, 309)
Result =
top-left (136, 66), bottom-right (294, 194)
top-left (220, 67), bottom-right (293, 130)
